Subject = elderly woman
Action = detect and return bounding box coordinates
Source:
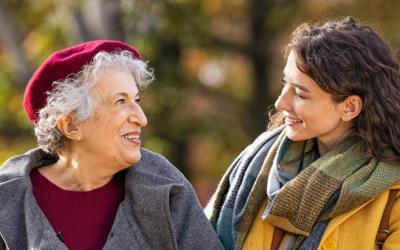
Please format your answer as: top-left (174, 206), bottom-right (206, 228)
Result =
top-left (0, 40), bottom-right (223, 249)
top-left (207, 17), bottom-right (400, 250)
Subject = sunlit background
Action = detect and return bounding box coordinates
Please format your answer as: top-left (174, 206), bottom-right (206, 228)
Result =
top-left (1, 0), bottom-right (400, 206)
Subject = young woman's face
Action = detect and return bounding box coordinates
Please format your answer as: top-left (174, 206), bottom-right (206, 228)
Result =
top-left (275, 51), bottom-right (352, 150)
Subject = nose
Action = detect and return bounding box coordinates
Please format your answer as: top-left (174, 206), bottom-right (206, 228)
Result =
top-left (274, 85), bottom-right (292, 112)
top-left (128, 102), bottom-right (148, 128)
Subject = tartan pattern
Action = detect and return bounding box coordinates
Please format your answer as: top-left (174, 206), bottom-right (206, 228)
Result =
top-left (205, 127), bottom-right (284, 249)
top-left (264, 131), bottom-right (400, 238)
top-left (207, 127), bottom-right (400, 250)
top-left (235, 130), bottom-right (286, 248)
top-left (268, 167), bottom-right (341, 234)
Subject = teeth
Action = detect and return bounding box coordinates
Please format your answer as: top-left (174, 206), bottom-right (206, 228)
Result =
top-left (286, 117), bottom-right (302, 123)
top-left (123, 134), bottom-right (139, 140)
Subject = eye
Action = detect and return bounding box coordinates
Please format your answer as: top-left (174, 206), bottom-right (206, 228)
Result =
top-left (134, 96), bottom-right (141, 103)
top-left (116, 98), bottom-right (126, 104)
top-left (295, 90), bottom-right (306, 99)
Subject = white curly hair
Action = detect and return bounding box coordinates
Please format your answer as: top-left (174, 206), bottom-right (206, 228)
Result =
top-left (35, 50), bottom-right (154, 154)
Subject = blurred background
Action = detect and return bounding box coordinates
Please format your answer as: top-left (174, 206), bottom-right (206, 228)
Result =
top-left (1, 0), bottom-right (400, 206)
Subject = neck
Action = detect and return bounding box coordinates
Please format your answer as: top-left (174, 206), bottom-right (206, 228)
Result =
top-left (317, 130), bottom-right (352, 156)
top-left (39, 147), bottom-right (119, 191)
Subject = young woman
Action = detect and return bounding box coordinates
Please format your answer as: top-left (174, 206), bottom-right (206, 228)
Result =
top-left (207, 17), bottom-right (400, 250)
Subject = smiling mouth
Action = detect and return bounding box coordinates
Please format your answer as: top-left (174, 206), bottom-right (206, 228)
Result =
top-left (285, 117), bottom-right (303, 126)
top-left (122, 133), bottom-right (141, 145)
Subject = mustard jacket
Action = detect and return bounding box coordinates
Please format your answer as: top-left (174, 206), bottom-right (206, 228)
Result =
top-left (243, 184), bottom-right (400, 250)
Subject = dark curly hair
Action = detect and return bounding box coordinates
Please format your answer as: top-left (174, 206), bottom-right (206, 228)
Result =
top-left (269, 16), bottom-right (400, 162)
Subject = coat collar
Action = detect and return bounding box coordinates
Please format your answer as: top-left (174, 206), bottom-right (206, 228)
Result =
top-left (0, 147), bottom-right (186, 249)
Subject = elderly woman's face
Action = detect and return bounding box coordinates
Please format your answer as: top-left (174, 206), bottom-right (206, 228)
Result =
top-left (77, 70), bottom-right (147, 167)
top-left (275, 51), bottom-right (351, 148)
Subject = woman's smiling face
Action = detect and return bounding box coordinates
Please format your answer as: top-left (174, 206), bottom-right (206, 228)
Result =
top-left (76, 70), bottom-right (148, 168)
top-left (275, 51), bottom-right (352, 151)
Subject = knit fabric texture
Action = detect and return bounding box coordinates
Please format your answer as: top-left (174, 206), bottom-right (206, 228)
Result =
top-left (207, 127), bottom-right (400, 249)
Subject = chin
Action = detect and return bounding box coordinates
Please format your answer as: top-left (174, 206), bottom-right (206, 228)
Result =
top-left (126, 152), bottom-right (142, 165)
top-left (286, 131), bottom-right (309, 142)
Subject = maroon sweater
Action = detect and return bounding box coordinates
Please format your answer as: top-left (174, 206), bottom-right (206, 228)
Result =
top-left (31, 168), bottom-right (125, 250)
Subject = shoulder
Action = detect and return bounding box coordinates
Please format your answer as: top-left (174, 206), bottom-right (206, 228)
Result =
top-left (239, 125), bottom-right (284, 158)
top-left (0, 148), bottom-right (46, 182)
top-left (253, 125), bottom-right (284, 145)
top-left (0, 148), bottom-right (57, 182)
top-left (228, 125), bottom-right (284, 178)
top-left (125, 148), bottom-right (188, 188)
top-left (0, 148), bottom-right (58, 204)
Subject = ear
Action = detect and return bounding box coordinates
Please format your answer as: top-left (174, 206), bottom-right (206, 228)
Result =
top-left (55, 115), bottom-right (83, 141)
top-left (340, 95), bottom-right (363, 122)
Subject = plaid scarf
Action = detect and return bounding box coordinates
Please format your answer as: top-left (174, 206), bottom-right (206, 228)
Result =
top-left (206, 127), bottom-right (400, 249)
top-left (263, 131), bottom-right (400, 239)
top-left (206, 127), bottom-right (283, 249)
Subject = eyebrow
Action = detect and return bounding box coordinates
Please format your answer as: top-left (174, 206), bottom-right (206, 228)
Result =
top-left (112, 92), bottom-right (139, 98)
top-left (291, 83), bottom-right (311, 93)
top-left (282, 73), bottom-right (311, 93)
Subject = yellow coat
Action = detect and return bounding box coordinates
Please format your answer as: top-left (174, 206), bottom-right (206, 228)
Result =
top-left (243, 185), bottom-right (400, 250)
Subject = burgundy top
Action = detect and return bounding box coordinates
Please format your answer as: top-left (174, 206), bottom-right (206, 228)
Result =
top-left (30, 168), bottom-right (125, 250)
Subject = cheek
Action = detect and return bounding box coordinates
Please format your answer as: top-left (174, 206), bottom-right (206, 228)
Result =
top-left (292, 104), bottom-right (311, 120)
top-left (297, 104), bottom-right (339, 126)
top-left (305, 112), bottom-right (342, 133)
top-left (82, 119), bottom-right (117, 142)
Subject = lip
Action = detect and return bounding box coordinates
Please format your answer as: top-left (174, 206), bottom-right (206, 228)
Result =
top-left (121, 131), bottom-right (142, 146)
top-left (284, 116), bottom-right (303, 127)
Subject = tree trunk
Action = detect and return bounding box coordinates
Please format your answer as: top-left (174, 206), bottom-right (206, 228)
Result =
top-left (0, 3), bottom-right (32, 88)
top-left (247, 0), bottom-right (274, 137)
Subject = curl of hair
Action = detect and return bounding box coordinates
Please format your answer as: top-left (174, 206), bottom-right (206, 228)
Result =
top-left (35, 50), bottom-right (155, 154)
top-left (269, 16), bottom-right (400, 162)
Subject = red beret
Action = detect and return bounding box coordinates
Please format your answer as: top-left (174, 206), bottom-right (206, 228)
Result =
top-left (23, 40), bottom-right (141, 123)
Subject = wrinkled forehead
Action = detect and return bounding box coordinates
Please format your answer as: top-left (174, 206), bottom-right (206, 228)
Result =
top-left (90, 70), bottom-right (139, 103)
